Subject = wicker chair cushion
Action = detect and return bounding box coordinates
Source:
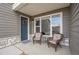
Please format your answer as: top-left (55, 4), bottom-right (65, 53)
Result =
top-left (34, 33), bottom-right (41, 40)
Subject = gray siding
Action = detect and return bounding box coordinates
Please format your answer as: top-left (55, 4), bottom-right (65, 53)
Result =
top-left (70, 3), bottom-right (79, 54)
top-left (0, 3), bottom-right (24, 48)
top-left (63, 7), bottom-right (70, 38)
top-left (29, 21), bottom-right (34, 34)
top-left (0, 3), bottom-right (20, 37)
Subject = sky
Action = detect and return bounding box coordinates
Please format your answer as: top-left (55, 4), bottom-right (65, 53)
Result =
top-left (51, 15), bottom-right (60, 26)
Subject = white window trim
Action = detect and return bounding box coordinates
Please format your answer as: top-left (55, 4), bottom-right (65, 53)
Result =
top-left (50, 12), bottom-right (63, 34)
top-left (34, 12), bottom-right (63, 37)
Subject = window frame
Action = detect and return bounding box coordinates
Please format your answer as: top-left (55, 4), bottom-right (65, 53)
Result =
top-left (34, 12), bottom-right (63, 37)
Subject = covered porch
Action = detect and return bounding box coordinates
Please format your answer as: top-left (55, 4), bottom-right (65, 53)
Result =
top-left (13, 3), bottom-right (70, 46)
top-left (0, 3), bottom-right (71, 55)
top-left (0, 41), bottom-right (70, 55)
top-left (13, 3), bottom-right (70, 54)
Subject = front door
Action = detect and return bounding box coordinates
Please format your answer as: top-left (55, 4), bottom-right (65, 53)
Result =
top-left (21, 16), bottom-right (28, 41)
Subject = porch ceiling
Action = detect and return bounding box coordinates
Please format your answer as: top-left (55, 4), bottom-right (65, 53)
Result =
top-left (13, 3), bottom-right (70, 16)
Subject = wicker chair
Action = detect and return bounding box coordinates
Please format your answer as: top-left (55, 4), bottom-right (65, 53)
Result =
top-left (33, 32), bottom-right (42, 44)
top-left (47, 33), bottom-right (63, 52)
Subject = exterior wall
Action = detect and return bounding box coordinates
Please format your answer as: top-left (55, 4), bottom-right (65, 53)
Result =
top-left (0, 3), bottom-right (28, 48)
top-left (31, 7), bottom-right (70, 46)
top-left (29, 21), bottom-right (34, 34)
top-left (70, 3), bottom-right (79, 54)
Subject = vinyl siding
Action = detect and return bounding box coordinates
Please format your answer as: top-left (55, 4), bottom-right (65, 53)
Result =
top-left (0, 3), bottom-right (20, 36)
top-left (29, 21), bottom-right (34, 34)
top-left (70, 3), bottom-right (79, 54)
top-left (0, 3), bottom-right (23, 48)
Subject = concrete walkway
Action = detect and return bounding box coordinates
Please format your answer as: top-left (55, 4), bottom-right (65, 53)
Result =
top-left (0, 46), bottom-right (22, 55)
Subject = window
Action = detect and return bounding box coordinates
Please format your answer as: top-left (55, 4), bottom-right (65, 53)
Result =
top-left (41, 17), bottom-right (50, 35)
top-left (51, 15), bottom-right (60, 26)
top-left (36, 20), bottom-right (40, 26)
top-left (36, 27), bottom-right (40, 32)
top-left (35, 18), bottom-right (41, 33)
top-left (34, 12), bottom-right (63, 36)
top-left (51, 14), bottom-right (61, 34)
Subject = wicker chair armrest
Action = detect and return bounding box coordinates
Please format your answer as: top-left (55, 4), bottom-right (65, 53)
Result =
top-left (56, 38), bottom-right (62, 44)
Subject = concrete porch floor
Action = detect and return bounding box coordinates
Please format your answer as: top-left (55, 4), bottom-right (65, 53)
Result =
top-left (0, 41), bottom-right (71, 55)
top-left (14, 41), bottom-right (71, 55)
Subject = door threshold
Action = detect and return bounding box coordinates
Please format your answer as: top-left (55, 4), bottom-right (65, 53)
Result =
top-left (21, 40), bottom-right (30, 44)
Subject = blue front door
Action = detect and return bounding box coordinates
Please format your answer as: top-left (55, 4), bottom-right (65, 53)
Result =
top-left (21, 17), bottom-right (28, 41)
